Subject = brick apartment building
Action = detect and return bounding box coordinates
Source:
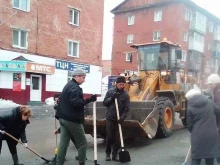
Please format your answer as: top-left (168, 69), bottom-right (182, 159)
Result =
top-left (0, 0), bottom-right (104, 104)
top-left (111, 0), bottom-right (220, 83)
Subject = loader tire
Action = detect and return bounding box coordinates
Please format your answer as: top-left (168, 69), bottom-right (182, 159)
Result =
top-left (156, 97), bottom-right (175, 138)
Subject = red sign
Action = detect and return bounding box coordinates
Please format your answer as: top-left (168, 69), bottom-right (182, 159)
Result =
top-left (13, 73), bottom-right (21, 91)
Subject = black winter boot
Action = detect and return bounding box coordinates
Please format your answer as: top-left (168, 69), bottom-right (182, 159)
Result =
top-left (105, 154), bottom-right (111, 161)
top-left (112, 154), bottom-right (119, 162)
top-left (12, 153), bottom-right (23, 165)
top-left (79, 161), bottom-right (85, 165)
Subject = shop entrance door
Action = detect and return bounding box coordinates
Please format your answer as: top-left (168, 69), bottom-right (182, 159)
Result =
top-left (30, 75), bottom-right (42, 101)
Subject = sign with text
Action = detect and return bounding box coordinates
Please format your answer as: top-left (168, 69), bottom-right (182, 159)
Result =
top-left (55, 60), bottom-right (90, 73)
top-left (13, 73), bottom-right (21, 91)
top-left (26, 62), bottom-right (55, 74)
top-left (108, 76), bottom-right (117, 89)
top-left (0, 61), bottom-right (26, 72)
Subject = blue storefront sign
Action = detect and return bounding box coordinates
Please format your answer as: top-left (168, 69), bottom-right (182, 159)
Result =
top-left (0, 61), bottom-right (26, 72)
top-left (55, 60), bottom-right (90, 73)
top-left (108, 76), bottom-right (117, 89)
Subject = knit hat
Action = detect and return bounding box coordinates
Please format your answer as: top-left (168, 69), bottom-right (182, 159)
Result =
top-left (185, 89), bottom-right (201, 99)
top-left (116, 76), bottom-right (126, 83)
top-left (72, 68), bottom-right (86, 76)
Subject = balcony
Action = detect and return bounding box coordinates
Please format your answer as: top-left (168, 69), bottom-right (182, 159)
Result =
top-left (214, 33), bottom-right (220, 42)
top-left (188, 40), bottom-right (204, 53)
top-left (190, 21), bottom-right (206, 34)
top-left (213, 51), bottom-right (220, 58)
top-left (188, 62), bottom-right (201, 71)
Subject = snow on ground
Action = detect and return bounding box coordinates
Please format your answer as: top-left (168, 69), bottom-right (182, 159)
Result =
top-left (45, 97), bottom-right (54, 105)
top-left (0, 99), bottom-right (20, 108)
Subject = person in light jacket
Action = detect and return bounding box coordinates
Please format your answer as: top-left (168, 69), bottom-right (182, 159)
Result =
top-left (186, 89), bottom-right (220, 165)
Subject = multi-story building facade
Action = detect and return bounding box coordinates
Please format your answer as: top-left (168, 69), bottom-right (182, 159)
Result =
top-left (111, 0), bottom-right (220, 84)
top-left (0, 0), bottom-right (104, 104)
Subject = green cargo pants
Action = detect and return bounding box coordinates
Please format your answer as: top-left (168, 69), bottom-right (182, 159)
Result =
top-left (57, 118), bottom-right (87, 164)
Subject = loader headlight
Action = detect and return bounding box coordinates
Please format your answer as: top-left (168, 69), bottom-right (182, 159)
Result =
top-left (161, 71), bottom-right (171, 76)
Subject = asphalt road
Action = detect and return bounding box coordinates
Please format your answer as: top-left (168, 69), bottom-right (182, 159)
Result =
top-left (0, 106), bottom-right (218, 165)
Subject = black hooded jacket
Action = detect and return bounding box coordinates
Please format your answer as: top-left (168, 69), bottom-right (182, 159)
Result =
top-left (0, 107), bottom-right (29, 143)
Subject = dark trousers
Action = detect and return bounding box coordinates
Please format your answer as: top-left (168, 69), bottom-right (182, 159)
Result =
top-left (106, 119), bottom-right (120, 156)
top-left (192, 158), bottom-right (214, 165)
top-left (0, 135), bottom-right (18, 155)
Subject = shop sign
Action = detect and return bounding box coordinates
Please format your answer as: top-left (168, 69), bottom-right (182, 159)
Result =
top-left (26, 62), bottom-right (55, 74)
top-left (0, 61), bottom-right (26, 72)
top-left (13, 73), bottom-right (22, 91)
top-left (55, 60), bottom-right (90, 73)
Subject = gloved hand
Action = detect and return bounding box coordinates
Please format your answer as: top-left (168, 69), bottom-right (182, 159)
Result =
top-left (111, 92), bottom-right (120, 100)
top-left (0, 130), bottom-right (5, 134)
top-left (89, 94), bottom-right (97, 102)
top-left (23, 143), bottom-right (28, 148)
top-left (117, 118), bottom-right (124, 124)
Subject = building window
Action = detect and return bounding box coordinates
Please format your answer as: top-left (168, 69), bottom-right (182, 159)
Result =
top-left (153, 31), bottom-right (161, 41)
top-left (209, 22), bottom-right (214, 33)
top-left (126, 52), bottom-right (132, 62)
top-left (194, 32), bottom-right (204, 44)
top-left (185, 9), bottom-right (190, 21)
top-left (68, 40), bottom-right (79, 57)
top-left (13, 0), bottom-right (30, 11)
top-left (154, 10), bottom-right (162, 22)
top-left (182, 51), bottom-right (186, 61)
top-left (183, 31), bottom-right (188, 42)
top-left (69, 8), bottom-right (80, 26)
top-left (127, 34), bottom-right (134, 44)
top-left (13, 29), bottom-right (28, 49)
top-left (128, 16), bottom-right (135, 25)
top-left (208, 43), bottom-right (212, 51)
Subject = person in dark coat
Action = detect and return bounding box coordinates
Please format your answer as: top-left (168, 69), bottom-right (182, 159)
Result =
top-left (52, 68), bottom-right (97, 165)
top-left (103, 76), bottom-right (130, 162)
top-left (206, 74), bottom-right (220, 164)
top-left (0, 106), bottom-right (31, 165)
top-left (186, 89), bottom-right (220, 165)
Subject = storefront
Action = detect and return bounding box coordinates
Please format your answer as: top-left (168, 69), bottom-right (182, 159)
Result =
top-left (0, 50), bottom-right (102, 104)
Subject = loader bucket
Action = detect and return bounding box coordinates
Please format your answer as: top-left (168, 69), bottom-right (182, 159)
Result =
top-left (84, 101), bottom-right (159, 139)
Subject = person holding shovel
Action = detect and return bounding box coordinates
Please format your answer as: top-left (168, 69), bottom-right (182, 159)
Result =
top-left (0, 105), bottom-right (31, 165)
top-left (51, 68), bottom-right (97, 165)
top-left (103, 76), bottom-right (130, 162)
top-left (186, 89), bottom-right (220, 165)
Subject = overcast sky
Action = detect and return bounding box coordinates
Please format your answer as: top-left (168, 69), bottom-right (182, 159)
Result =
top-left (102, 0), bottom-right (220, 60)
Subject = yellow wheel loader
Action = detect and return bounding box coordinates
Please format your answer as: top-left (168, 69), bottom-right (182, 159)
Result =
top-left (84, 39), bottom-right (194, 139)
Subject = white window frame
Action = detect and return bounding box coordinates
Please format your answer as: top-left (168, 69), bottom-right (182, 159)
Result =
top-left (153, 31), bottom-right (161, 41)
top-left (185, 9), bottom-right (190, 21)
top-left (12, 29), bottom-right (28, 49)
top-left (194, 32), bottom-right (204, 44)
top-left (154, 10), bottom-right (162, 22)
top-left (12, 0), bottom-right (30, 12)
top-left (128, 16), bottom-right (135, 25)
top-left (209, 22), bottom-right (214, 33)
top-left (126, 52), bottom-right (132, 62)
top-left (208, 43), bottom-right (212, 51)
top-left (68, 40), bottom-right (80, 58)
top-left (69, 8), bottom-right (80, 26)
top-left (183, 31), bottom-right (188, 42)
top-left (181, 51), bottom-right (186, 61)
top-left (127, 34), bottom-right (134, 44)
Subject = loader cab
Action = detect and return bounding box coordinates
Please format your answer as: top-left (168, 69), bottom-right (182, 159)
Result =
top-left (131, 39), bottom-right (182, 85)
top-left (133, 41), bottom-right (182, 71)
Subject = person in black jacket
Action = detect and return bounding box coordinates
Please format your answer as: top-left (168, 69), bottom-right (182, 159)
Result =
top-left (186, 89), bottom-right (220, 165)
top-left (53, 68), bottom-right (96, 165)
top-left (103, 76), bottom-right (130, 162)
top-left (0, 106), bottom-right (31, 165)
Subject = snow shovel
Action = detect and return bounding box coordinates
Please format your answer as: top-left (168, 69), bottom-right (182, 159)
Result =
top-left (93, 101), bottom-right (100, 165)
top-left (182, 146), bottom-right (191, 165)
top-left (115, 98), bottom-right (131, 163)
top-left (4, 131), bottom-right (51, 163)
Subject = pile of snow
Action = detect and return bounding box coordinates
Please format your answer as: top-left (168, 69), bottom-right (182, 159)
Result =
top-left (0, 99), bottom-right (20, 108)
top-left (45, 97), bottom-right (54, 105)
